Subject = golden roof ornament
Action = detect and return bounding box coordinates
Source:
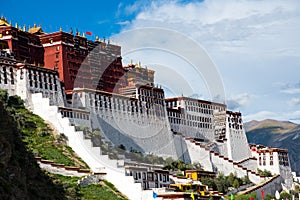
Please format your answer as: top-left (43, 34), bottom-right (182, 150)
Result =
top-left (23, 25), bottom-right (26, 32)
top-left (70, 28), bottom-right (73, 34)
top-left (96, 35), bottom-right (99, 41)
top-left (130, 59), bottom-right (133, 65)
top-left (15, 22), bottom-right (18, 28)
top-left (60, 27), bottom-right (62, 32)
top-left (0, 16), bottom-right (10, 26)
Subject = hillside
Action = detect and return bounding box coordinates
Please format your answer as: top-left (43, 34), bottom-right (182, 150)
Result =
top-left (0, 91), bottom-right (67, 199)
top-left (0, 90), bottom-right (127, 199)
top-left (245, 119), bottom-right (300, 175)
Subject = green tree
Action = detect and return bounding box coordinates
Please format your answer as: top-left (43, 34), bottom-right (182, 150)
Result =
top-left (216, 173), bottom-right (229, 193)
top-left (201, 177), bottom-right (217, 191)
top-left (257, 169), bottom-right (272, 177)
top-left (264, 194), bottom-right (275, 200)
top-left (241, 176), bottom-right (251, 184)
top-left (227, 173), bottom-right (235, 186)
top-left (233, 179), bottom-right (240, 189)
top-left (234, 192), bottom-right (257, 200)
top-left (280, 192), bottom-right (290, 199)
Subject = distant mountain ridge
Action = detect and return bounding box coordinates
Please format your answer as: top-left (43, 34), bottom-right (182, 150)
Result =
top-left (245, 119), bottom-right (300, 175)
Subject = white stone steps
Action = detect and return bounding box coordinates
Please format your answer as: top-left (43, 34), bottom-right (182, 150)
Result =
top-left (29, 93), bottom-right (143, 199)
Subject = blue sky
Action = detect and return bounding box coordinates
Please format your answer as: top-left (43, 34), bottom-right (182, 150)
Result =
top-left (2, 0), bottom-right (300, 123)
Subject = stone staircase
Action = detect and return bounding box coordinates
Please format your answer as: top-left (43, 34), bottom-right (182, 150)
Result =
top-left (29, 93), bottom-right (143, 200)
top-left (184, 137), bottom-right (267, 184)
top-left (36, 157), bottom-right (91, 177)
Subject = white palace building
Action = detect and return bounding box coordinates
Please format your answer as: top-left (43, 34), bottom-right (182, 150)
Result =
top-left (0, 19), bottom-right (296, 199)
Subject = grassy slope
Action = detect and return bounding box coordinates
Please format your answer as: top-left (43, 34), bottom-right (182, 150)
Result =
top-left (48, 173), bottom-right (128, 200)
top-left (0, 90), bottom-right (127, 199)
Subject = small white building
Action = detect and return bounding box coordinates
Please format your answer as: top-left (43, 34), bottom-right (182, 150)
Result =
top-left (125, 165), bottom-right (170, 190)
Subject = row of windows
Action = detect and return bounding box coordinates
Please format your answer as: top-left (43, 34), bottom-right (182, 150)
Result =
top-left (186, 101), bottom-right (226, 111)
top-left (278, 153), bottom-right (289, 166)
top-left (168, 111), bottom-right (181, 118)
top-left (139, 95), bottom-right (164, 105)
top-left (167, 112), bottom-right (212, 123)
top-left (229, 123), bottom-right (243, 130)
top-left (166, 100), bottom-right (179, 108)
top-left (169, 117), bottom-right (212, 129)
top-left (187, 106), bottom-right (213, 115)
top-left (138, 89), bottom-right (164, 99)
top-left (186, 114), bottom-right (212, 123)
top-left (0, 66), bottom-right (14, 85)
top-left (130, 171), bottom-right (169, 183)
top-left (28, 70), bottom-right (58, 91)
top-left (60, 110), bottom-right (90, 120)
top-left (259, 155), bottom-right (274, 166)
top-left (228, 117), bottom-right (242, 124)
top-left (92, 99), bottom-right (165, 116)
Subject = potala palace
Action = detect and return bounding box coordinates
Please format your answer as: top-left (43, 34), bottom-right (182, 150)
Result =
top-left (0, 16), bottom-right (296, 199)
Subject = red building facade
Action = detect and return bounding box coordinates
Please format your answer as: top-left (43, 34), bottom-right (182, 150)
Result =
top-left (0, 16), bottom-right (128, 95)
top-left (39, 30), bottom-right (125, 94)
top-left (0, 17), bottom-right (44, 66)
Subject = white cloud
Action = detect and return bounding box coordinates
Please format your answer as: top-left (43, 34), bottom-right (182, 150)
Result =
top-left (243, 111), bottom-right (277, 122)
top-left (288, 98), bottom-right (300, 106)
top-left (116, 21), bottom-right (130, 25)
top-left (227, 93), bottom-right (252, 110)
top-left (281, 82), bottom-right (300, 94)
top-left (116, 0), bottom-right (300, 122)
top-left (125, 0), bottom-right (300, 58)
top-left (244, 110), bottom-right (300, 124)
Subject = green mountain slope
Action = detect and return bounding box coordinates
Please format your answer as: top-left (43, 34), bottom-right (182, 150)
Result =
top-left (245, 119), bottom-right (300, 175)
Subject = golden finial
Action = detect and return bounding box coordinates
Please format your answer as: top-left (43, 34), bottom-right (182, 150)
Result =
top-left (82, 32), bottom-right (85, 37)
top-left (9, 20), bottom-right (12, 26)
top-left (15, 22), bottom-right (18, 28)
top-left (60, 27), bottom-right (62, 32)
top-left (96, 35), bottom-right (99, 41)
top-left (130, 59), bottom-right (132, 65)
top-left (137, 61), bottom-right (141, 68)
top-left (23, 25), bottom-right (26, 31)
top-left (34, 23), bottom-right (36, 28)
top-left (70, 28), bottom-right (73, 34)
top-left (1, 15), bottom-right (4, 20)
